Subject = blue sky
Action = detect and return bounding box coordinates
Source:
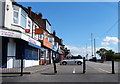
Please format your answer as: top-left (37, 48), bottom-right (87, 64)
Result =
top-left (18, 2), bottom-right (118, 58)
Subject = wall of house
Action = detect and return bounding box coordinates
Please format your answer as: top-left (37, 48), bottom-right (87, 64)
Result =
top-left (4, 0), bottom-right (13, 29)
top-left (0, 37), bottom-right (2, 67)
top-left (24, 60), bottom-right (39, 67)
top-left (7, 59), bottom-right (39, 68)
top-left (0, 1), bottom-right (5, 27)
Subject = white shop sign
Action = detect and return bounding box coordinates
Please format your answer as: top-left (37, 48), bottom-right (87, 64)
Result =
top-left (0, 29), bottom-right (21, 38)
top-left (21, 34), bottom-right (41, 47)
top-left (0, 29), bottom-right (41, 47)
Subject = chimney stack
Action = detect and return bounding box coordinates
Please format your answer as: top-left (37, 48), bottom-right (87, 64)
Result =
top-left (28, 7), bottom-right (32, 16)
top-left (38, 13), bottom-right (42, 19)
top-left (53, 30), bottom-right (56, 36)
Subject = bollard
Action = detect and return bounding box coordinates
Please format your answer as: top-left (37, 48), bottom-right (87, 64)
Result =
top-left (83, 57), bottom-right (86, 74)
top-left (53, 62), bottom-right (57, 73)
top-left (112, 59), bottom-right (115, 74)
top-left (21, 54), bottom-right (23, 76)
top-left (52, 52), bottom-right (57, 73)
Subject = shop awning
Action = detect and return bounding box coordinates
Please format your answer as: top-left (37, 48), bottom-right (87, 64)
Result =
top-left (40, 47), bottom-right (45, 52)
top-left (28, 42), bottom-right (41, 49)
top-left (58, 50), bottom-right (63, 54)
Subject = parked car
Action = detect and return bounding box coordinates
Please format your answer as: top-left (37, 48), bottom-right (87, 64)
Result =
top-left (60, 57), bottom-right (83, 65)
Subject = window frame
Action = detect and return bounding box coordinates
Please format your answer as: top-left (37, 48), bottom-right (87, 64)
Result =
top-left (26, 17), bottom-right (32, 29)
top-left (20, 9), bottom-right (27, 28)
top-left (12, 5), bottom-right (20, 25)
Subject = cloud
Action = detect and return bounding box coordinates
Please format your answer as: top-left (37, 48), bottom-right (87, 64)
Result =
top-left (65, 45), bottom-right (91, 56)
top-left (101, 36), bottom-right (118, 46)
top-left (65, 45), bottom-right (115, 59)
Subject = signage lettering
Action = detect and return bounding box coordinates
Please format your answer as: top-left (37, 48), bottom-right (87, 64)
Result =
top-left (28, 38), bottom-right (37, 45)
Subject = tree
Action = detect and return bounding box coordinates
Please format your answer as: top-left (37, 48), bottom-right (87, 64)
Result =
top-left (96, 48), bottom-right (107, 61)
top-left (105, 50), bottom-right (115, 61)
top-left (96, 48), bottom-right (107, 56)
top-left (96, 48), bottom-right (115, 61)
top-left (64, 48), bottom-right (70, 57)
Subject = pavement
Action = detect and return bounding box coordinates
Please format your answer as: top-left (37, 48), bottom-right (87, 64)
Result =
top-left (1, 64), bottom-right (54, 74)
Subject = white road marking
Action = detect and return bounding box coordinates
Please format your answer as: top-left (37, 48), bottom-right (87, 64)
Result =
top-left (73, 68), bottom-right (75, 73)
top-left (99, 68), bottom-right (111, 73)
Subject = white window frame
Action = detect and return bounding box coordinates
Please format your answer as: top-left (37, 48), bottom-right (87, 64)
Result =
top-left (46, 21), bottom-right (51, 33)
top-left (33, 23), bottom-right (39, 39)
top-left (20, 9), bottom-right (27, 28)
top-left (26, 17), bottom-right (32, 29)
top-left (12, 5), bottom-right (20, 25)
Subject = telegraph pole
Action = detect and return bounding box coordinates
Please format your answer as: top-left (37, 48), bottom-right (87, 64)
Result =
top-left (91, 33), bottom-right (93, 57)
top-left (94, 38), bottom-right (96, 58)
top-left (86, 43), bottom-right (88, 59)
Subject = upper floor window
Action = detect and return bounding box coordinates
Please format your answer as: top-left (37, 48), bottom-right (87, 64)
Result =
top-left (13, 5), bottom-right (19, 24)
top-left (48, 35), bottom-right (53, 43)
top-left (28, 20), bottom-right (31, 29)
top-left (46, 21), bottom-right (51, 33)
top-left (20, 9), bottom-right (27, 28)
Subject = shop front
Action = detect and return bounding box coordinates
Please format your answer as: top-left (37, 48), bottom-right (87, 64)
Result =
top-left (1, 29), bottom-right (41, 68)
top-left (40, 38), bottom-right (52, 65)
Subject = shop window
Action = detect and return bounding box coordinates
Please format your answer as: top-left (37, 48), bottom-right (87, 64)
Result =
top-left (24, 46), bottom-right (38, 60)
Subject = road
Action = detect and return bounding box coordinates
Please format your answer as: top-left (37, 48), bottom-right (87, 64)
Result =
top-left (86, 61), bottom-right (118, 74)
top-left (2, 61), bottom-right (119, 83)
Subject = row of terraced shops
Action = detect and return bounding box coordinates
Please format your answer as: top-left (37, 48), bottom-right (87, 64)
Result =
top-left (0, 0), bottom-right (66, 68)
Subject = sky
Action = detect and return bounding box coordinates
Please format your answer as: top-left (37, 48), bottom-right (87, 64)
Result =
top-left (18, 1), bottom-right (118, 59)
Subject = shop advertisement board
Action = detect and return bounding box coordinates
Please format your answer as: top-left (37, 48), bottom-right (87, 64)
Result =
top-left (43, 38), bottom-right (52, 49)
top-left (0, 29), bottom-right (21, 38)
top-left (21, 34), bottom-right (41, 47)
top-left (0, 29), bottom-right (41, 48)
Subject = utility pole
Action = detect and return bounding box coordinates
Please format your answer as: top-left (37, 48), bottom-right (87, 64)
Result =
top-left (86, 43), bottom-right (88, 59)
top-left (94, 38), bottom-right (96, 58)
top-left (91, 33), bottom-right (93, 57)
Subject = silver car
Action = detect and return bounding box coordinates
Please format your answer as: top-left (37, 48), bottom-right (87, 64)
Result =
top-left (60, 58), bottom-right (83, 65)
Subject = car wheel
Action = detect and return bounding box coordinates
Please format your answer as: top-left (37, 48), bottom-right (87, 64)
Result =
top-left (77, 61), bottom-right (82, 65)
top-left (62, 61), bottom-right (67, 65)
